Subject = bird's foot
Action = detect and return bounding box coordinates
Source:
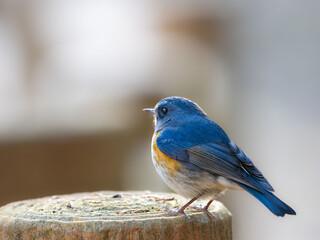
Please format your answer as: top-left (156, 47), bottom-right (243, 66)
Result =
top-left (164, 206), bottom-right (191, 221)
top-left (189, 205), bottom-right (216, 221)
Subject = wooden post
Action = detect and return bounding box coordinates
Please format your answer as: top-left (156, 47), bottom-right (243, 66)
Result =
top-left (0, 191), bottom-right (232, 239)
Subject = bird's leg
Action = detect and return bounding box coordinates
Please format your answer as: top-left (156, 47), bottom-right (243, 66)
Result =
top-left (204, 198), bottom-right (215, 210)
top-left (164, 197), bottom-right (198, 220)
top-left (189, 197), bottom-right (216, 221)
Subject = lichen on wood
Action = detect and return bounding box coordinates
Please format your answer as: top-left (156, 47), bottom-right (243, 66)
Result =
top-left (0, 191), bottom-right (232, 239)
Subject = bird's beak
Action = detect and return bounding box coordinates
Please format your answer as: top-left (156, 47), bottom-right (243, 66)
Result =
top-left (143, 108), bottom-right (155, 115)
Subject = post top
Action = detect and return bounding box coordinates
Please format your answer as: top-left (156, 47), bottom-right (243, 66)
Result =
top-left (0, 191), bottom-right (232, 240)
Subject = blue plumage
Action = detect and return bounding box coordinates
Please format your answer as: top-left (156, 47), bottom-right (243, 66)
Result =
top-left (144, 96), bottom-right (296, 217)
top-left (240, 183), bottom-right (296, 217)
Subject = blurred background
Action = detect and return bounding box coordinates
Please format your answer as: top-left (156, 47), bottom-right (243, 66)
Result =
top-left (0, 0), bottom-right (319, 239)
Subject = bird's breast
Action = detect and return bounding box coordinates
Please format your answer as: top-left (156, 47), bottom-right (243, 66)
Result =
top-left (151, 132), bottom-right (182, 176)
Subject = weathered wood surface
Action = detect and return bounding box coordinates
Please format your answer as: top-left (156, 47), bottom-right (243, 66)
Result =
top-left (0, 191), bottom-right (232, 240)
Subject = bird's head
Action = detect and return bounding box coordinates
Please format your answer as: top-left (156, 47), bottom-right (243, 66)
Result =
top-left (143, 96), bottom-right (207, 131)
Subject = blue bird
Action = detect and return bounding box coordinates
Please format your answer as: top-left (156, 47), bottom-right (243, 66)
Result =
top-left (144, 96), bottom-right (295, 219)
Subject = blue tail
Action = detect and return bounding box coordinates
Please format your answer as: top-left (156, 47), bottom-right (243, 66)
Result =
top-left (240, 184), bottom-right (296, 217)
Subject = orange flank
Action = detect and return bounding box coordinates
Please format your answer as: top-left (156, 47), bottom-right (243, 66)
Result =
top-left (153, 133), bottom-right (182, 175)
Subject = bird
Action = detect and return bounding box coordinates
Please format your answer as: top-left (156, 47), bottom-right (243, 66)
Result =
top-left (143, 96), bottom-right (296, 219)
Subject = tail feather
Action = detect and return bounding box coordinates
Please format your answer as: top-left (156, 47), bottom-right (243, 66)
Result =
top-left (240, 183), bottom-right (296, 217)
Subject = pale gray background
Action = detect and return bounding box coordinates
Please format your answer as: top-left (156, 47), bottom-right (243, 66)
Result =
top-left (0, 0), bottom-right (319, 239)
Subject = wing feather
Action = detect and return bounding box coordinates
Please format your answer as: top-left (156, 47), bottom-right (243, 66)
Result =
top-left (187, 143), bottom-right (272, 192)
top-left (156, 123), bottom-right (274, 193)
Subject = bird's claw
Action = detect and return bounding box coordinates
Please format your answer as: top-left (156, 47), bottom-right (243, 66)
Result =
top-left (164, 206), bottom-right (191, 221)
top-left (189, 205), bottom-right (216, 222)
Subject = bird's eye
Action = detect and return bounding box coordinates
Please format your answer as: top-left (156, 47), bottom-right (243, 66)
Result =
top-left (161, 107), bottom-right (168, 115)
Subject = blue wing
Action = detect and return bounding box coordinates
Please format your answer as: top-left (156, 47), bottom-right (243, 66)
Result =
top-left (156, 118), bottom-right (274, 192)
